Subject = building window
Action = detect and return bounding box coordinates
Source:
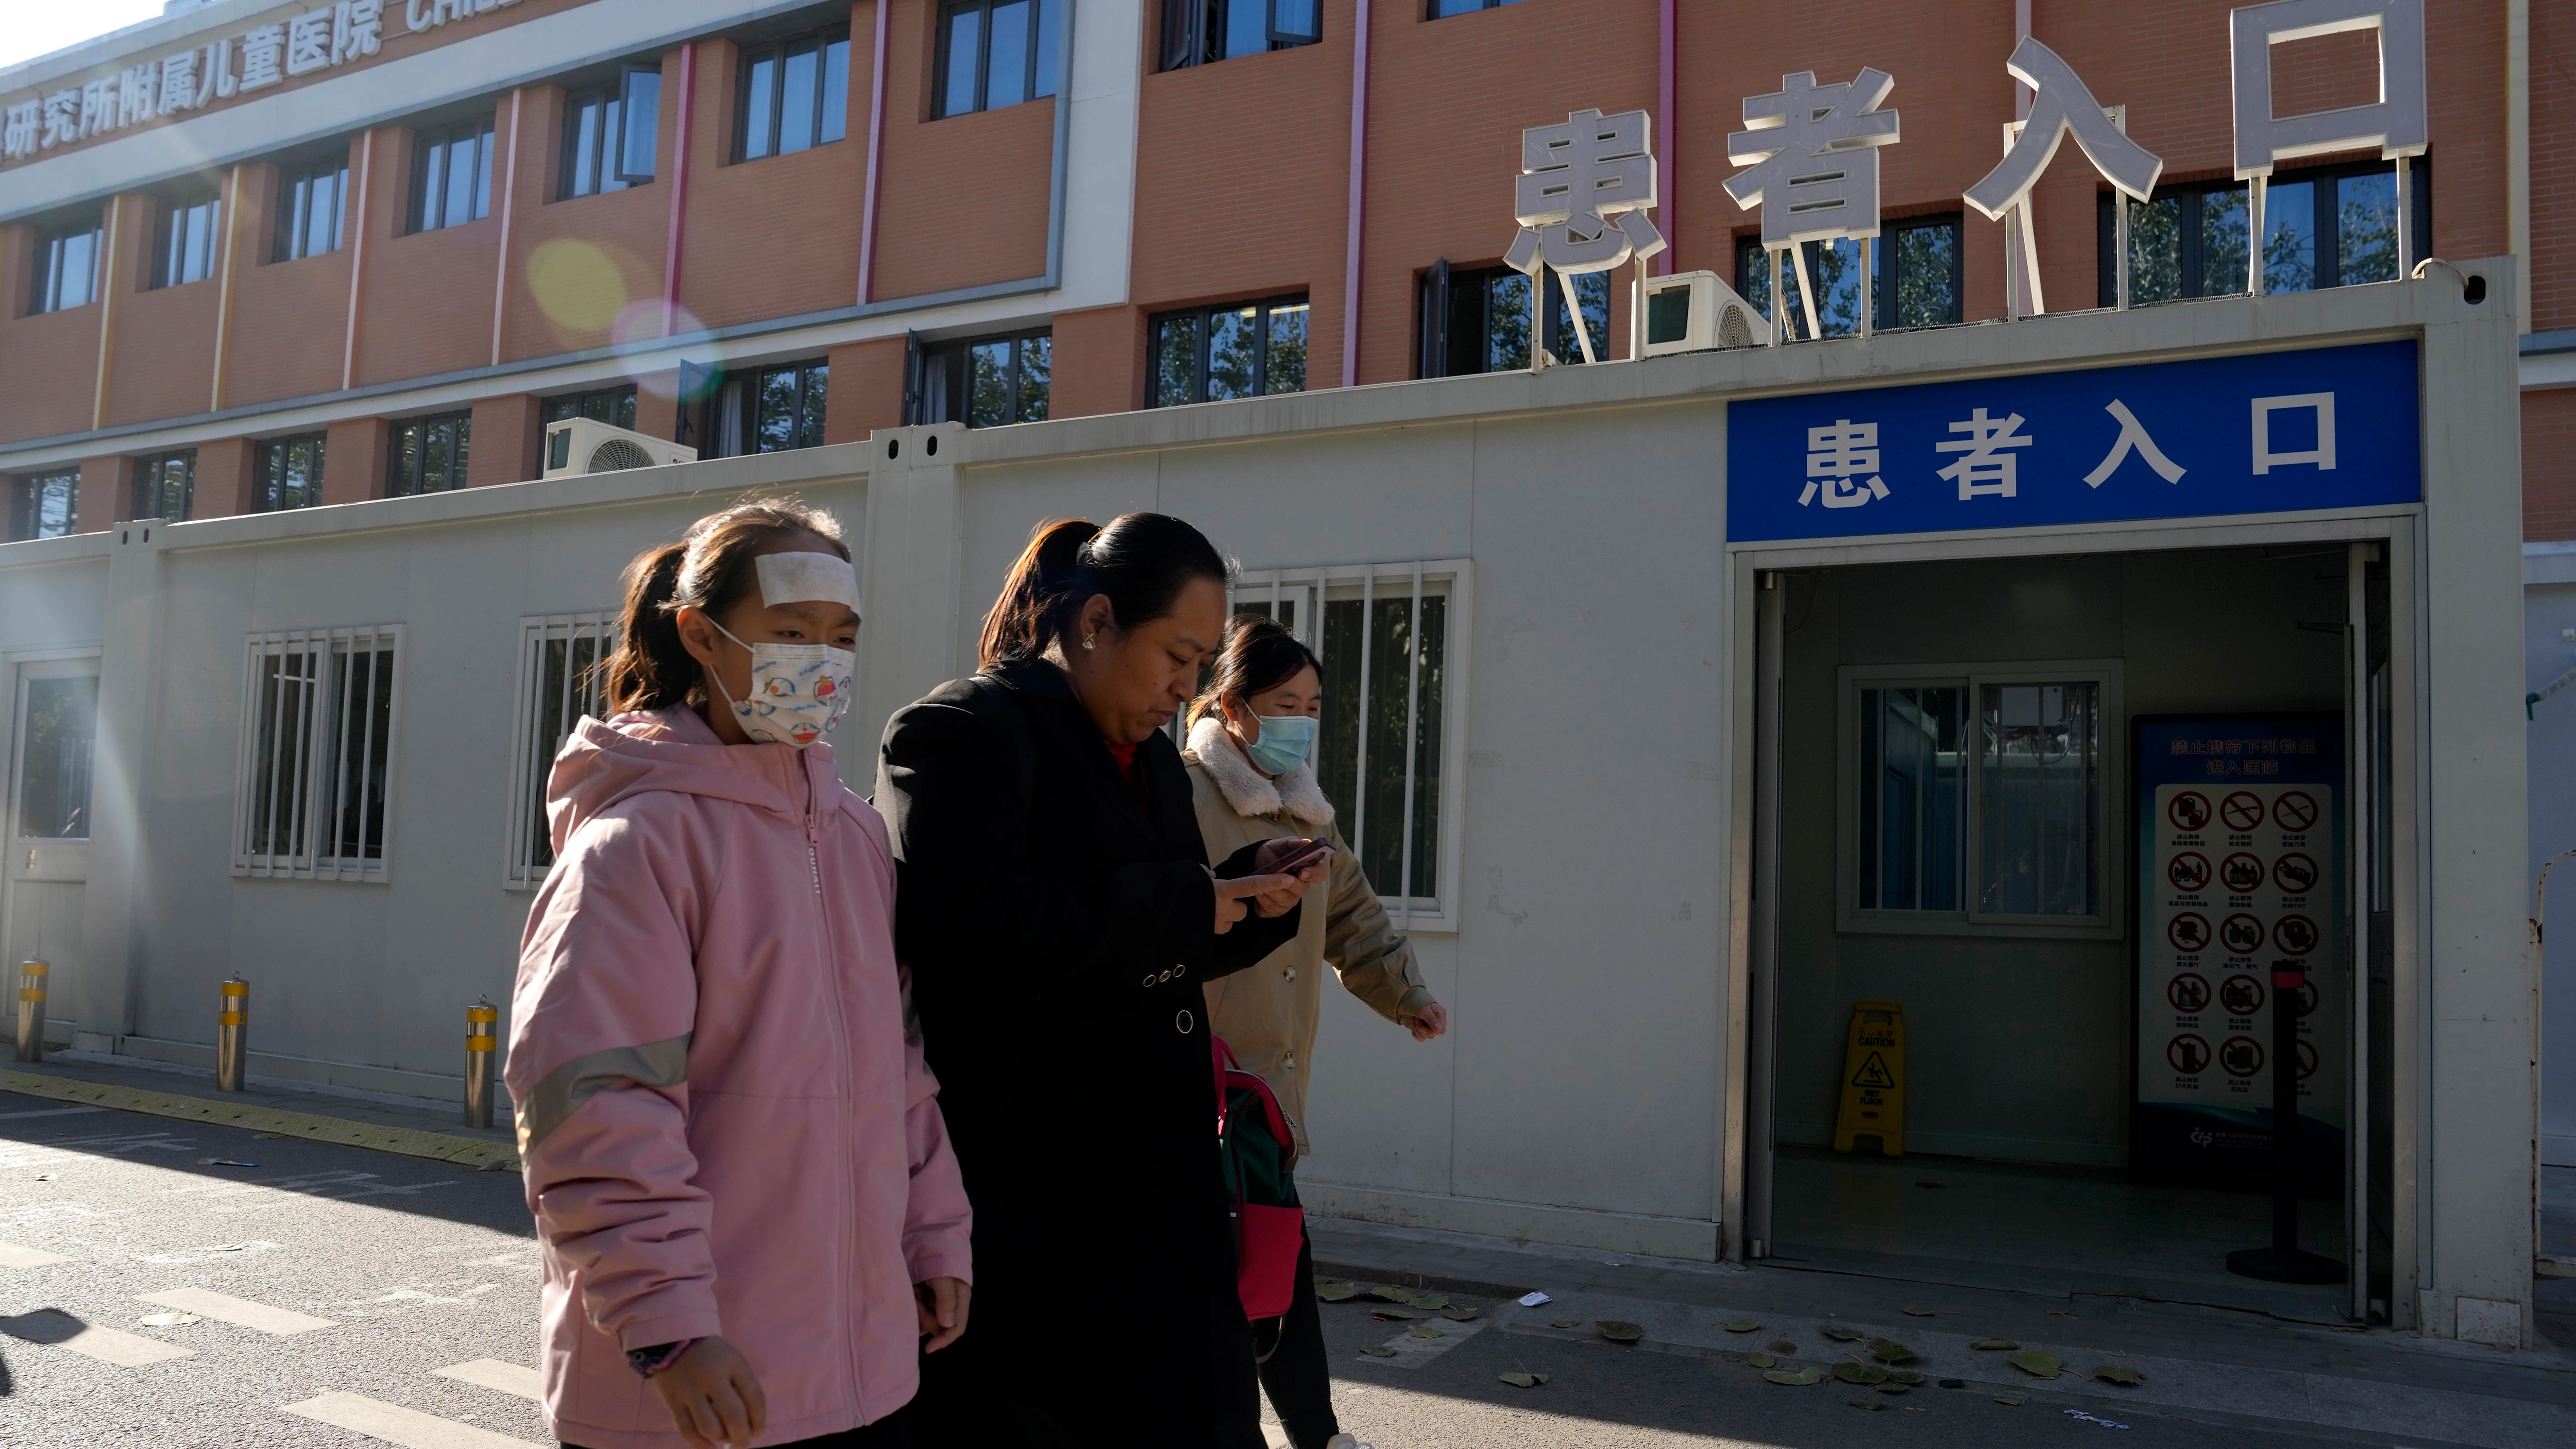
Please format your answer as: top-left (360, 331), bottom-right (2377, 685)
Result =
top-left (8, 469), bottom-right (80, 541)
top-left (131, 451), bottom-right (196, 521)
top-left (542, 386), bottom-right (638, 430)
top-left (1737, 215), bottom-right (1962, 340)
top-left (750, 361), bottom-right (829, 451)
top-left (915, 331), bottom-right (1051, 427)
top-left (936, 1), bottom-right (1061, 118)
top-left (275, 156), bottom-right (349, 262)
top-left (388, 412), bottom-right (472, 496)
top-left (31, 219), bottom-right (103, 314)
top-left (1223, 560), bottom-right (1471, 929)
top-left (411, 117), bottom-right (495, 232)
top-left (1429, 0), bottom-right (1535, 15)
top-left (506, 611), bottom-right (619, 889)
top-left (2098, 159), bottom-right (2429, 305)
top-left (1842, 663), bottom-right (2119, 935)
top-left (1151, 296), bottom-right (1308, 406)
top-left (253, 433), bottom-right (328, 512)
top-left (564, 66), bottom-right (662, 198)
top-left (1417, 263), bottom-right (1604, 376)
top-left (152, 191), bottom-right (224, 289)
top-left (1162, 0), bottom-right (1319, 68)
top-left (739, 25), bottom-right (851, 160)
top-left (233, 625), bottom-right (403, 882)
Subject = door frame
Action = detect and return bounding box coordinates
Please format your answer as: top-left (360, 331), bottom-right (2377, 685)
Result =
top-left (1720, 507), bottom-right (2422, 1325)
top-left (2, 645), bottom-right (104, 1045)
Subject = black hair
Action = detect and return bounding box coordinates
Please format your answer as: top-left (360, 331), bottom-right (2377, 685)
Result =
top-left (977, 512), bottom-right (1232, 668)
top-left (604, 499), bottom-right (849, 712)
top-left (1188, 613), bottom-right (1322, 726)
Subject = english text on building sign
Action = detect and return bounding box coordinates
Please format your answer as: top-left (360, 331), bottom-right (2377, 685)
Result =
top-left (1724, 340), bottom-right (2418, 541)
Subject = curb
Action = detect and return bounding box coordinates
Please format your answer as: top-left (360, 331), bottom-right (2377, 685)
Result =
top-left (0, 1067), bottom-right (521, 1172)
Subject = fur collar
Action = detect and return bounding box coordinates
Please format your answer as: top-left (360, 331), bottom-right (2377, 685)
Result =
top-left (1187, 715), bottom-right (1335, 827)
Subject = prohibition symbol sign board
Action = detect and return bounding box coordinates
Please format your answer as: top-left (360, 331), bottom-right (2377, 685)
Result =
top-left (2291, 979), bottom-right (2319, 1017)
top-left (2274, 914), bottom-right (2319, 957)
top-left (2220, 1036), bottom-right (2266, 1077)
top-left (2166, 973), bottom-right (2211, 1014)
top-left (2168, 792), bottom-right (2212, 832)
top-left (2219, 853), bottom-right (2266, 893)
top-left (2295, 1039), bottom-right (2319, 1079)
top-left (2167, 912), bottom-right (2211, 953)
top-left (2274, 791), bottom-right (2319, 833)
top-left (2220, 792), bottom-right (2265, 832)
top-left (2220, 913), bottom-right (2265, 955)
top-left (2167, 1034), bottom-right (2211, 1074)
top-left (2219, 975), bottom-right (2265, 1016)
top-left (2167, 853), bottom-right (2212, 893)
top-left (2273, 853), bottom-right (2318, 895)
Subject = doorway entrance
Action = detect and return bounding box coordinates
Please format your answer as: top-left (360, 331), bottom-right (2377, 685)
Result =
top-left (1741, 537), bottom-right (2401, 1323)
top-left (3, 655), bottom-right (98, 1051)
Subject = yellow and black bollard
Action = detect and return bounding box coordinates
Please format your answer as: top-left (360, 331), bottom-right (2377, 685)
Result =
top-left (14, 960), bottom-right (46, 1064)
top-left (463, 998), bottom-right (498, 1129)
top-left (216, 976), bottom-right (249, 1092)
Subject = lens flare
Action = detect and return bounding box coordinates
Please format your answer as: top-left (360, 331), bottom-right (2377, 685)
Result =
top-left (526, 239), bottom-right (628, 332)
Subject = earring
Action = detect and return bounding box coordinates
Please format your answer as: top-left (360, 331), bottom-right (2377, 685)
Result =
top-left (1083, 634), bottom-right (1096, 650)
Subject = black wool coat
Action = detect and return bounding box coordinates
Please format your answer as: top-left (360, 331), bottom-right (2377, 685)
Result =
top-left (874, 659), bottom-right (1299, 1448)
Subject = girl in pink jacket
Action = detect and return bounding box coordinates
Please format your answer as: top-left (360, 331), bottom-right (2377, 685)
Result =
top-left (509, 502), bottom-right (970, 1449)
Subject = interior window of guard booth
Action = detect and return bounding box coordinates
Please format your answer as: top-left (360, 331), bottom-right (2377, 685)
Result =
top-left (276, 156), bottom-right (349, 262)
top-left (388, 413), bottom-right (471, 496)
top-left (153, 190), bottom-right (223, 289)
top-left (937, 0), bottom-right (1060, 118)
top-left (564, 66), bottom-right (661, 198)
top-left (32, 217), bottom-right (103, 313)
top-left (1162, 0), bottom-right (1319, 69)
top-left (1418, 263), bottom-right (1605, 376)
top-left (917, 331), bottom-right (1051, 427)
top-left (9, 469), bottom-right (80, 541)
top-left (740, 25), bottom-right (850, 159)
top-left (255, 433), bottom-right (327, 512)
top-left (1151, 297), bottom-right (1308, 406)
top-left (1737, 216), bottom-right (1962, 340)
top-left (2098, 158), bottom-right (2429, 305)
top-left (411, 117), bottom-right (495, 233)
top-left (130, 450), bottom-right (196, 522)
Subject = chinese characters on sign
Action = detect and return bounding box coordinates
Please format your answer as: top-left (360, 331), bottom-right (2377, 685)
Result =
top-left (1723, 69), bottom-right (1900, 341)
top-left (1962, 36), bottom-right (2163, 316)
top-left (1726, 340), bottom-right (2417, 541)
top-left (1503, 108), bottom-right (1667, 365)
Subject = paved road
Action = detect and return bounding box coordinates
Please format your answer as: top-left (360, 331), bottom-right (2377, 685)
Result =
top-left (0, 1090), bottom-right (2415, 1448)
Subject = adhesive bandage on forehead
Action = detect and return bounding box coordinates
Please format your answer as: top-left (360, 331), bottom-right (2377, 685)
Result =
top-left (754, 551), bottom-right (860, 614)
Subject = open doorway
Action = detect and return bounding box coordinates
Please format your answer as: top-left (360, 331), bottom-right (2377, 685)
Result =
top-left (1744, 542), bottom-right (2395, 1323)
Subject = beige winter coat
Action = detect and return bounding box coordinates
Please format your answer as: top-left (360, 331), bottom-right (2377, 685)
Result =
top-left (1184, 716), bottom-right (1435, 1155)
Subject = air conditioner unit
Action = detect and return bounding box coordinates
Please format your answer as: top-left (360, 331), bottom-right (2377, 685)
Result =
top-left (541, 419), bottom-right (697, 480)
top-left (1639, 269), bottom-right (1772, 356)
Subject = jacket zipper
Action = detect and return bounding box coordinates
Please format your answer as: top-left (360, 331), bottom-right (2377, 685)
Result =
top-left (803, 763), bottom-right (866, 1420)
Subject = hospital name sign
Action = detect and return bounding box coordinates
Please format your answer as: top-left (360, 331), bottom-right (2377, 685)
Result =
top-left (1724, 341), bottom-right (2421, 542)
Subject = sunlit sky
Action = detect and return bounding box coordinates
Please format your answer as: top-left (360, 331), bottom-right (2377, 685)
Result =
top-left (0, 0), bottom-right (175, 73)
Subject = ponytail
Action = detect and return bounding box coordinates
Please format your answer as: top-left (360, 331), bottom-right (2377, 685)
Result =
top-left (604, 499), bottom-right (850, 713)
top-left (977, 512), bottom-right (1232, 669)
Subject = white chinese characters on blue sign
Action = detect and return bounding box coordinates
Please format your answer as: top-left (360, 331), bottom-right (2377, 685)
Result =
top-left (1726, 341), bottom-right (2419, 541)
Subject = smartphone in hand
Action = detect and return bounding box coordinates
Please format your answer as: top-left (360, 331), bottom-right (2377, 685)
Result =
top-left (1264, 838), bottom-right (1334, 877)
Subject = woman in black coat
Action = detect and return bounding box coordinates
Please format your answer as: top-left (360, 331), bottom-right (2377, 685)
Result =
top-left (875, 514), bottom-right (1329, 1447)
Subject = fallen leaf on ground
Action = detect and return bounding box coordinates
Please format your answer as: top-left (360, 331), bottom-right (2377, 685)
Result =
top-left (1359, 1345), bottom-right (1397, 1358)
top-left (1723, 1317), bottom-right (1761, 1333)
top-left (1410, 1293), bottom-right (1448, 1310)
top-left (1821, 1325), bottom-right (1865, 1342)
top-left (1834, 1362), bottom-right (1888, 1385)
top-left (1596, 1320), bottom-right (1645, 1343)
top-left (139, 1312), bottom-right (198, 1326)
top-left (2094, 1363), bottom-right (2145, 1386)
top-left (1439, 1306), bottom-right (1479, 1321)
top-left (1971, 1338), bottom-right (2020, 1351)
top-left (1869, 1338), bottom-right (1920, 1363)
top-left (1550, 1319), bottom-right (1580, 1328)
top-left (1994, 1395), bottom-right (2024, 1406)
top-left (1369, 1285), bottom-right (1417, 1304)
top-left (1763, 1366), bottom-right (1824, 1386)
top-left (1887, 1369), bottom-right (1926, 1385)
top-left (1851, 1398), bottom-right (1887, 1410)
top-left (1314, 1280), bottom-right (1362, 1302)
top-left (1498, 1371), bottom-right (1548, 1388)
top-left (1749, 1352), bottom-right (1776, 1369)
top-left (1410, 1325), bottom-right (1444, 1339)
top-left (1370, 1309), bottom-right (1419, 1321)
top-left (1902, 1305), bottom-right (1937, 1316)
top-left (2007, 1349), bottom-right (2064, 1379)
top-left (1767, 1339), bottom-right (1798, 1354)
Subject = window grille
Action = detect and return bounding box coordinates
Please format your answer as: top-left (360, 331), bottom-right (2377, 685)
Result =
top-left (504, 612), bottom-right (619, 889)
top-left (1223, 560), bottom-right (1472, 931)
top-left (232, 625), bottom-right (404, 882)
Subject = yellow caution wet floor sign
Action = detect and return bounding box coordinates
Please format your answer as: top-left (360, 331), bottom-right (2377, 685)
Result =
top-left (1834, 1001), bottom-right (1905, 1155)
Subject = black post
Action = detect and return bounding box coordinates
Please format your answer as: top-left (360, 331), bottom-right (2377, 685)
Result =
top-left (2226, 959), bottom-right (2344, 1284)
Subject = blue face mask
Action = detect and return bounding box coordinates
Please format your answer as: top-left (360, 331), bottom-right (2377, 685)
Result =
top-left (1245, 714), bottom-right (1317, 776)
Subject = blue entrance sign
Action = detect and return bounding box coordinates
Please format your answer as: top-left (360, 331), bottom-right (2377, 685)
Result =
top-left (1726, 340), bottom-right (2419, 542)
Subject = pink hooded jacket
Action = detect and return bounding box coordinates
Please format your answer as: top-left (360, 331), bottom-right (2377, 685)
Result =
top-left (507, 706), bottom-right (970, 1449)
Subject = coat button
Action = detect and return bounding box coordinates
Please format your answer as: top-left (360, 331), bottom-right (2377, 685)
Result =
top-left (1283, 1051), bottom-right (1297, 1069)
top-left (1175, 1009), bottom-right (1195, 1035)
top-left (1282, 967), bottom-right (1297, 982)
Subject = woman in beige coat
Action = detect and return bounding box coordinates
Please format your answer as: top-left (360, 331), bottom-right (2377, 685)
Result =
top-left (1183, 613), bottom-right (1446, 1449)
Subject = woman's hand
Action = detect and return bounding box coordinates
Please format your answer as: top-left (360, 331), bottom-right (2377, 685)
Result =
top-left (916, 1276), bottom-right (971, 1353)
top-left (1248, 838), bottom-right (1330, 918)
top-left (1210, 869), bottom-right (1296, 934)
top-left (647, 1337), bottom-right (766, 1449)
top-left (1408, 1001), bottom-right (1450, 1042)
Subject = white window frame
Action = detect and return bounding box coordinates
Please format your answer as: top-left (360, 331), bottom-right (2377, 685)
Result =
top-left (230, 625), bottom-right (405, 882)
top-left (1229, 558), bottom-right (1472, 933)
top-left (1837, 658), bottom-right (2124, 940)
top-left (504, 611), bottom-right (620, 890)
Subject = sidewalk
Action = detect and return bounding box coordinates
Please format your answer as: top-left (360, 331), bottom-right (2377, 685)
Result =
top-left (0, 1050), bottom-right (517, 1169)
top-left (1309, 1216), bottom-right (2576, 1449)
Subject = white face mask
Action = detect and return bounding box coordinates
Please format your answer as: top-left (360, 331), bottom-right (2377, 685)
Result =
top-left (704, 618), bottom-right (854, 748)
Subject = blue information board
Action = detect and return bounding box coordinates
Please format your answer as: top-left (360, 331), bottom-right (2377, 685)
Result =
top-left (1727, 340), bottom-right (2419, 542)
